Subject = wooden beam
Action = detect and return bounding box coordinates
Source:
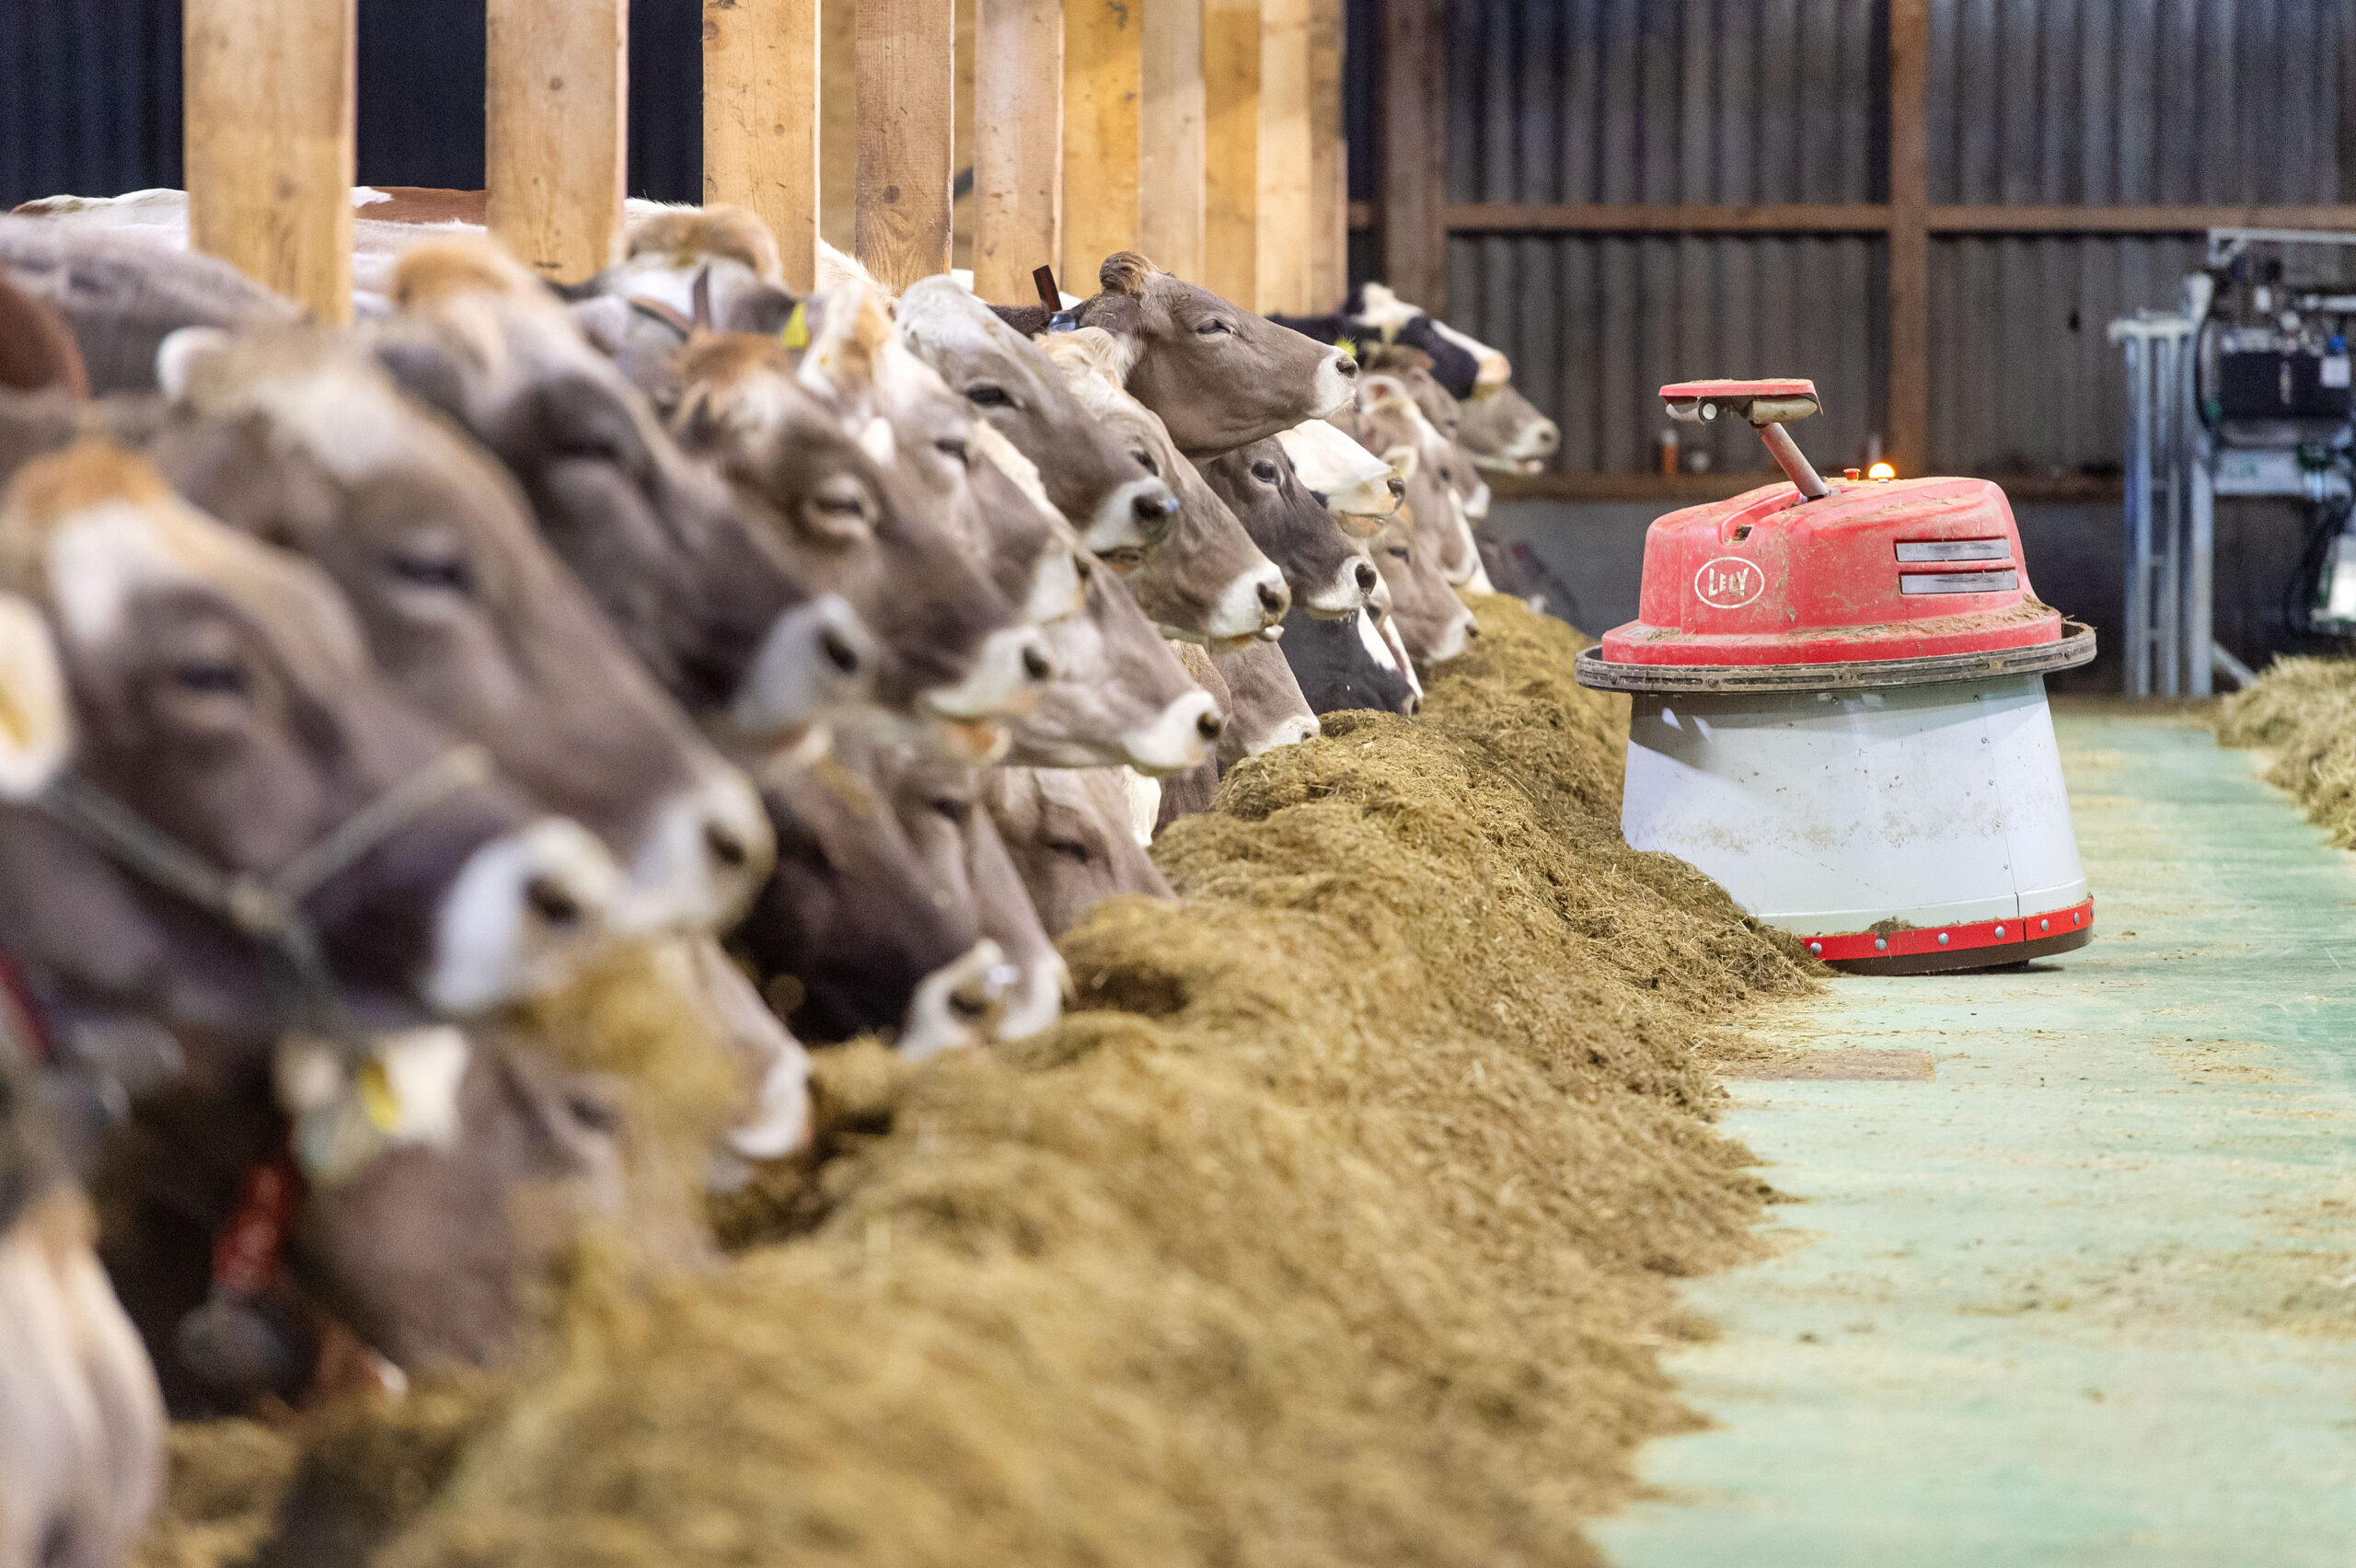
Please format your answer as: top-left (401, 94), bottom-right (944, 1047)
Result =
top-left (1929, 204), bottom-right (2356, 234)
top-left (1378, 0), bottom-right (1446, 312)
top-left (1062, 0), bottom-right (1142, 296)
top-left (703, 0), bottom-right (822, 293)
top-left (1139, 0), bottom-right (1208, 279)
top-left (973, 0), bottom-right (1063, 303)
top-left (1888, 0), bottom-right (1930, 476)
top-left (820, 0), bottom-right (858, 252)
top-left (855, 0), bottom-right (957, 291)
top-left (1306, 0), bottom-right (1347, 309)
top-left (184, 0), bottom-right (356, 322)
top-left (487, 0), bottom-right (628, 283)
top-left (1202, 0), bottom-right (1260, 306)
top-left (1487, 469), bottom-right (2125, 506)
top-left (1447, 202), bottom-right (1896, 234)
top-left (1254, 0), bottom-right (1313, 313)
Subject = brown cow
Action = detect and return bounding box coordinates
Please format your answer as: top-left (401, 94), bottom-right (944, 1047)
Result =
top-left (1005, 252), bottom-right (1358, 456)
top-left (1197, 439), bottom-right (1378, 621)
top-left (142, 324), bottom-right (774, 939)
top-left (897, 276), bottom-right (1183, 556)
top-left (979, 766), bottom-right (1172, 938)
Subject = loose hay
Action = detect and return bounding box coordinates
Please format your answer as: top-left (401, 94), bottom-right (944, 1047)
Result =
top-left (2218, 655), bottom-right (2356, 842)
top-left (140, 594), bottom-right (1816, 1568)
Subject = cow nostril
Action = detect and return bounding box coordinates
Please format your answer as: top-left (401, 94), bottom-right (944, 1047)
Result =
top-left (819, 627), bottom-right (861, 674)
top-left (1138, 491), bottom-right (1178, 519)
top-left (1355, 561), bottom-right (1378, 592)
top-left (1403, 694), bottom-right (1421, 716)
top-left (1463, 622), bottom-right (1482, 640)
top-left (1256, 581), bottom-right (1288, 615)
top-left (705, 822), bottom-right (750, 869)
top-left (525, 874), bottom-right (584, 928)
top-left (1387, 477), bottom-right (1404, 499)
top-left (1335, 354), bottom-right (1359, 378)
top-left (1196, 709), bottom-right (1225, 741)
top-left (1022, 645), bottom-right (1053, 682)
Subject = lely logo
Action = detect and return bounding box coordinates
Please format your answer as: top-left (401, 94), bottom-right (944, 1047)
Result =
top-left (1694, 556), bottom-right (1764, 610)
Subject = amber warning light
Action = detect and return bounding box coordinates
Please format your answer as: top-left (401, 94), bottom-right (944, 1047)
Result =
top-left (1868, 461), bottom-right (1897, 481)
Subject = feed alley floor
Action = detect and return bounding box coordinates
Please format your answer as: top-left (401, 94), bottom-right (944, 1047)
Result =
top-left (1596, 704), bottom-right (2356, 1567)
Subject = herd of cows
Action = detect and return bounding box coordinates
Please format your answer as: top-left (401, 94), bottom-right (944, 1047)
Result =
top-left (0, 189), bottom-right (1560, 1567)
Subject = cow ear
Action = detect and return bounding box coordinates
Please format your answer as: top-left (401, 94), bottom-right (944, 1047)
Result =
top-left (1381, 443), bottom-right (1420, 481)
top-left (0, 593), bottom-right (73, 801)
top-left (1099, 252), bottom-right (1155, 297)
top-left (372, 335), bottom-right (471, 422)
top-left (155, 326), bottom-right (233, 403)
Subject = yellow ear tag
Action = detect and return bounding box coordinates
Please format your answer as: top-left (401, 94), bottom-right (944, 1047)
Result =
top-left (1335, 335), bottom-right (1357, 361)
top-left (780, 300), bottom-right (810, 350)
top-left (356, 1057), bottom-right (402, 1134)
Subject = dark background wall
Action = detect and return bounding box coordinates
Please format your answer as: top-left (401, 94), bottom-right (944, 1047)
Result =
top-left (0, 0), bottom-right (708, 210)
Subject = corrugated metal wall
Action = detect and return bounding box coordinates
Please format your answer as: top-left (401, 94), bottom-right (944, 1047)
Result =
top-left (1404, 0), bottom-right (2356, 478)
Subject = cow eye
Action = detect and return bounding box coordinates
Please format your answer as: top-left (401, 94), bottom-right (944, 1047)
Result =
top-left (1130, 449), bottom-right (1158, 477)
top-left (1251, 459), bottom-right (1280, 483)
top-left (387, 548), bottom-right (473, 594)
top-left (1194, 319), bottom-right (1230, 336)
top-left (174, 658), bottom-right (249, 696)
top-left (1439, 466), bottom-right (1453, 482)
top-left (803, 475), bottom-right (877, 536)
top-left (964, 384), bottom-right (1015, 409)
top-left (931, 797), bottom-right (972, 826)
top-left (1386, 546), bottom-right (1411, 561)
top-left (934, 436), bottom-right (970, 464)
top-left (1047, 837), bottom-right (1091, 862)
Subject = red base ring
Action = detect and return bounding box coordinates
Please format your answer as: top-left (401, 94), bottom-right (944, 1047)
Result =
top-left (1796, 898), bottom-right (2095, 975)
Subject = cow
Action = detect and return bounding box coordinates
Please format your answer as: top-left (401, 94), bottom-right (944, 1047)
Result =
top-left (1197, 439), bottom-right (1378, 621)
top-left (1368, 510), bottom-right (1478, 671)
top-left (0, 442), bottom-right (622, 1041)
top-left (895, 276), bottom-right (1183, 557)
top-left (0, 214), bottom-right (300, 397)
top-left (1354, 374), bottom-right (1489, 594)
top-left (1212, 640), bottom-right (1322, 769)
top-left (370, 240), bottom-right (874, 740)
top-left (136, 324), bottom-right (775, 940)
top-left (1278, 605), bottom-right (1421, 719)
top-left (559, 204), bottom-right (803, 407)
top-left (1003, 253), bottom-right (1358, 456)
top-left (0, 1043), bottom-right (164, 1568)
top-left (1275, 417), bottom-right (1402, 528)
top-left (1040, 328), bottom-right (1289, 647)
top-left (977, 766), bottom-right (1173, 938)
top-left (666, 311), bottom-right (1048, 758)
top-left (1011, 549), bottom-right (1225, 777)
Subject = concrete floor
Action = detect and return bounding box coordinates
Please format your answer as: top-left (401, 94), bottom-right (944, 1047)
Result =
top-left (1596, 704), bottom-right (2356, 1567)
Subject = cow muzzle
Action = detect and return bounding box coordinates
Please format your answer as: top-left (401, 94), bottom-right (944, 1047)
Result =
top-left (920, 625), bottom-right (1056, 723)
top-left (898, 939), bottom-right (1014, 1061)
top-left (1305, 555), bottom-right (1378, 619)
top-left (1208, 561), bottom-right (1293, 640)
top-left (1087, 477), bottom-right (1181, 554)
top-left (731, 594), bottom-right (877, 737)
top-left (1121, 688), bottom-right (1225, 776)
top-left (613, 765), bottom-right (777, 937)
top-left (423, 817), bottom-right (625, 1014)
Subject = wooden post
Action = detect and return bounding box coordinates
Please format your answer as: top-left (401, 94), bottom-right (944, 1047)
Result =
top-left (1139, 0), bottom-right (1207, 279)
top-left (856, 0), bottom-right (957, 291)
top-left (1202, 0), bottom-right (1260, 306)
top-left (973, 0), bottom-right (1063, 303)
top-left (1254, 0), bottom-right (1312, 314)
top-left (1061, 0), bottom-right (1141, 296)
top-left (1377, 0), bottom-right (1445, 312)
top-left (704, 0), bottom-right (822, 293)
top-left (1888, 0), bottom-right (1931, 474)
top-left (184, 0), bottom-right (356, 323)
top-left (487, 0), bottom-right (628, 283)
top-left (1306, 0), bottom-right (1346, 310)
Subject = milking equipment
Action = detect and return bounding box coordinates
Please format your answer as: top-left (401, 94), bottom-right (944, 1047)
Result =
top-left (1574, 379), bottom-right (2096, 974)
top-left (2112, 229), bottom-right (2356, 698)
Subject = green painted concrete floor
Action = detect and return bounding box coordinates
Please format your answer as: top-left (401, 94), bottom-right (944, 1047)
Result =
top-left (1596, 705), bottom-right (2356, 1568)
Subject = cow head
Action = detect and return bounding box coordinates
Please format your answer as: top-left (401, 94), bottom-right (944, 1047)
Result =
top-left (1369, 510), bottom-right (1478, 672)
top-left (375, 241), bottom-right (859, 738)
top-left (1277, 604), bottom-right (1421, 719)
top-left (1457, 380), bottom-right (1561, 475)
top-left (147, 325), bottom-right (773, 939)
top-left (670, 318), bottom-right (1045, 759)
top-left (1356, 375), bottom-right (1484, 589)
top-left (896, 277), bottom-right (1181, 555)
top-left (1041, 329), bottom-right (1288, 646)
top-left (1209, 639), bottom-right (1321, 766)
top-left (977, 766), bottom-right (1172, 940)
top-left (1063, 253), bottom-right (1358, 455)
top-left (0, 444), bottom-right (624, 1034)
top-left (1009, 551), bottom-right (1223, 776)
top-left (1199, 439), bottom-right (1378, 621)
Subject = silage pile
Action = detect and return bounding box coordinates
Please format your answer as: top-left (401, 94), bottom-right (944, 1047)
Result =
top-left (2217, 654), bottom-right (2356, 841)
top-left (143, 595), bottom-right (1817, 1568)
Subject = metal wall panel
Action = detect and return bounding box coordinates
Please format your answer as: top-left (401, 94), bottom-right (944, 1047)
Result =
top-left (1365, 0), bottom-right (2355, 477)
